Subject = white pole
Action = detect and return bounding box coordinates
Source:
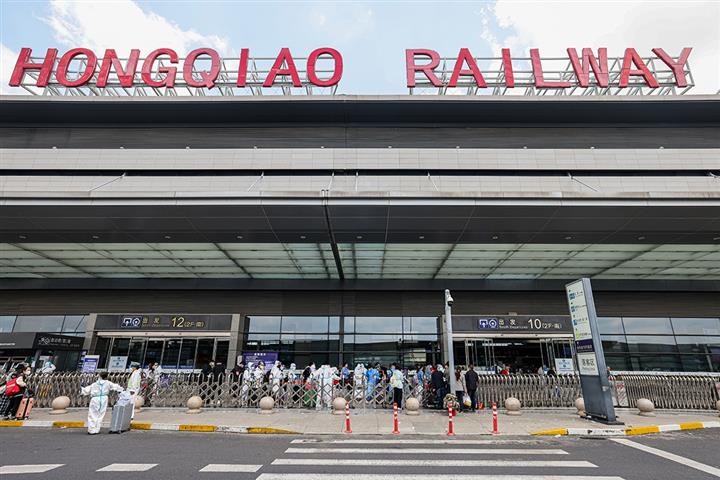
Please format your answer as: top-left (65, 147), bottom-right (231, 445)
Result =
top-left (444, 289), bottom-right (457, 394)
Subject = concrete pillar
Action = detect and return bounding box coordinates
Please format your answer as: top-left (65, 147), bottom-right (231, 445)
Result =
top-left (227, 314), bottom-right (243, 368)
top-left (82, 313), bottom-right (97, 351)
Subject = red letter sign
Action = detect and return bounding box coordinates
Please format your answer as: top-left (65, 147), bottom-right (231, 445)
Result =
top-left (141, 48), bottom-right (178, 88)
top-left (652, 47), bottom-right (692, 87)
top-left (56, 48), bottom-right (97, 87)
top-left (183, 48), bottom-right (220, 88)
top-left (619, 48), bottom-right (658, 88)
top-left (567, 48), bottom-right (609, 87)
top-left (530, 48), bottom-right (571, 88)
top-left (263, 48), bottom-right (301, 87)
top-left (406, 49), bottom-right (442, 87)
top-left (307, 47), bottom-right (343, 87)
top-left (501, 48), bottom-right (514, 88)
top-left (448, 48), bottom-right (486, 88)
top-left (9, 48), bottom-right (58, 87)
top-left (237, 48), bottom-right (249, 87)
top-left (97, 49), bottom-right (140, 87)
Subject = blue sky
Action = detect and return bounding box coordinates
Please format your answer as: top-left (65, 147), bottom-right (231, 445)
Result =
top-left (1, 0), bottom-right (718, 94)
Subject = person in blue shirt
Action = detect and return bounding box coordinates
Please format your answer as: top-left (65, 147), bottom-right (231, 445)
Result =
top-left (365, 364), bottom-right (379, 400)
top-left (340, 363), bottom-right (350, 384)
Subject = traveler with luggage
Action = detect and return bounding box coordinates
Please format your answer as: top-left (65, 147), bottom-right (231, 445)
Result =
top-left (2, 365), bottom-right (31, 420)
top-left (80, 372), bottom-right (125, 435)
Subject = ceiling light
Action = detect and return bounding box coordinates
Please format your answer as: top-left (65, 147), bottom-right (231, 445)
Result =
top-left (236, 235), bottom-right (244, 240)
top-left (491, 235), bottom-right (499, 240)
top-left (713, 236), bottom-right (720, 241)
top-left (92, 235), bottom-right (100, 240)
top-left (18, 235), bottom-right (27, 240)
top-left (418, 235), bottom-right (425, 240)
top-left (300, 235), bottom-right (307, 240)
top-left (356, 235), bottom-right (363, 240)
top-left (164, 235), bottom-right (172, 240)
top-left (637, 236), bottom-right (646, 241)
top-left (564, 236), bottom-right (573, 240)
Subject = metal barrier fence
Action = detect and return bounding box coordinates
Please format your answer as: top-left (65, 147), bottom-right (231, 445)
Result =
top-left (24, 372), bottom-right (720, 410)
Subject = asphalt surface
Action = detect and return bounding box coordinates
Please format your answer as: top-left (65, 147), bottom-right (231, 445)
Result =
top-left (0, 428), bottom-right (718, 479)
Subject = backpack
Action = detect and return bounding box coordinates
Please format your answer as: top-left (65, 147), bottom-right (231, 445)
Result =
top-left (4, 378), bottom-right (20, 396)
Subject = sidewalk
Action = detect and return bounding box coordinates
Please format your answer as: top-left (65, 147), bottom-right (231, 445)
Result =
top-left (4, 407), bottom-right (719, 436)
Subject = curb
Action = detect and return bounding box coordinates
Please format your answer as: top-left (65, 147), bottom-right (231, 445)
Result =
top-left (0, 420), bottom-right (299, 435)
top-left (532, 421), bottom-right (720, 437)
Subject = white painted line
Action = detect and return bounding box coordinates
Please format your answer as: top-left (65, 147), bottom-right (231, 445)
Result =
top-left (149, 423), bottom-right (180, 431)
top-left (611, 438), bottom-right (720, 478)
top-left (658, 425), bottom-right (681, 432)
top-left (97, 463), bottom-right (158, 472)
top-left (702, 421), bottom-right (720, 428)
top-left (0, 465), bottom-right (64, 474)
top-left (291, 439), bottom-right (539, 444)
top-left (216, 426), bottom-right (248, 433)
top-left (567, 428), bottom-right (623, 436)
top-left (273, 459), bottom-right (596, 468)
top-left (20, 421), bottom-right (53, 428)
top-left (257, 475), bottom-right (624, 480)
top-left (199, 464), bottom-right (262, 472)
top-left (284, 448), bottom-right (567, 455)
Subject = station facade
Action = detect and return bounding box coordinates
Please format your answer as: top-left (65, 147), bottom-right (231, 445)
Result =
top-left (1, 94), bottom-right (719, 373)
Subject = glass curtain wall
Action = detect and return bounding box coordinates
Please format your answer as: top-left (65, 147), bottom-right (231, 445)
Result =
top-left (94, 337), bottom-right (229, 371)
top-left (243, 316), bottom-right (439, 368)
top-left (599, 317), bottom-right (720, 372)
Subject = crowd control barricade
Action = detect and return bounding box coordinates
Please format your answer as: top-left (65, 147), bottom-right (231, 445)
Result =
top-left (25, 371), bottom-right (720, 410)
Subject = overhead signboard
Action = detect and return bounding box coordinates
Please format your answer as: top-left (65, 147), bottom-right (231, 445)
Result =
top-left (452, 315), bottom-right (572, 334)
top-left (9, 46), bottom-right (693, 97)
top-left (95, 314), bottom-right (232, 332)
top-left (566, 278), bottom-right (618, 424)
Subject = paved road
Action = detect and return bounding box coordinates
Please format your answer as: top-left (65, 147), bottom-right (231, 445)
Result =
top-left (0, 428), bottom-right (718, 479)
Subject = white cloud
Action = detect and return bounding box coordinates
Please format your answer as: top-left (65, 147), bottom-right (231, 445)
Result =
top-left (42, 0), bottom-right (230, 57)
top-left (307, 5), bottom-right (374, 43)
top-left (0, 43), bottom-right (23, 95)
top-left (492, 0), bottom-right (720, 93)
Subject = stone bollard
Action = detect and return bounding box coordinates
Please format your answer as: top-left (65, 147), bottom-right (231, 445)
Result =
top-left (575, 397), bottom-right (586, 417)
top-left (259, 396), bottom-right (275, 414)
top-left (186, 395), bottom-right (203, 414)
top-left (504, 397), bottom-right (522, 416)
top-left (49, 396), bottom-right (70, 415)
top-left (405, 397), bottom-right (420, 416)
top-left (637, 398), bottom-right (656, 417)
top-left (332, 397), bottom-right (347, 415)
top-left (134, 395), bottom-right (145, 413)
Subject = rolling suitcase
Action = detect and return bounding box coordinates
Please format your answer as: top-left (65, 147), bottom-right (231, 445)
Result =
top-left (109, 391), bottom-right (133, 434)
top-left (15, 397), bottom-right (34, 420)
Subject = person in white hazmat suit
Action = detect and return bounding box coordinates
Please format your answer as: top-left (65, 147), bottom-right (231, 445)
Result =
top-left (241, 362), bottom-right (253, 406)
top-left (313, 364), bottom-right (337, 410)
top-left (126, 362), bottom-right (142, 419)
top-left (353, 363), bottom-right (366, 400)
top-left (270, 361), bottom-right (283, 397)
top-left (80, 371), bottom-right (124, 434)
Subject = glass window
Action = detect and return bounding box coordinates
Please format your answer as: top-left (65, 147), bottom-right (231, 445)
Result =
top-left (110, 338), bottom-right (130, 357)
top-left (215, 340), bottom-right (229, 367)
top-left (679, 355), bottom-right (713, 372)
top-left (343, 316), bottom-right (355, 333)
top-left (626, 336), bottom-right (677, 354)
top-left (13, 315), bottom-right (64, 332)
top-left (353, 334), bottom-right (402, 351)
top-left (162, 339), bottom-right (181, 369)
top-left (604, 354), bottom-right (630, 371)
top-left (281, 316), bottom-right (328, 334)
top-left (178, 339), bottom-right (197, 370)
top-left (0, 316), bottom-right (15, 333)
top-left (675, 336), bottom-right (720, 354)
top-left (61, 315), bottom-right (87, 333)
top-left (403, 317), bottom-right (438, 334)
top-left (329, 316), bottom-right (340, 333)
top-left (127, 339), bottom-right (146, 367)
top-left (355, 317), bottom-right (402, 334)
top-left (622, 317), bottom-right (674, 335)
top-left (629, 355), bottom-right (682, 372)
top-left (245, 334), bottom-right (280, 351)
top-left (597, 317), bottom-right (624, 335)
top-left (93, 336), bottom-right (111, 369)
top-left (247, 316), bottom-right (281, 333)
top-left (601, 335), bottom-right (628, 353)
top-left (196, 339), bottom-right (215, 370)
top-left (671, 318), bottom-right (720, 335)
top-left (144, 340), bottom-right (163, 367)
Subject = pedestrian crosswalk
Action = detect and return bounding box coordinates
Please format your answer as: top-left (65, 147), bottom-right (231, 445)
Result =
top-left (0, 438), bottom-right (627, 479)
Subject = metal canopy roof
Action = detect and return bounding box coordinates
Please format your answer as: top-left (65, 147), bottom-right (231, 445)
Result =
top-left (1, 95), bottom-right (719, 125)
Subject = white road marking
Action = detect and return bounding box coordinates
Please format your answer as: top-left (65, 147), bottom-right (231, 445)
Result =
top-left (97, 463), bottom-right (158, 472)
top-left (291, 439), bottom-right (539, 444)
top-left (199, 464), bottom-right (262, 472)
top-left (257, 475), bottom-right (624, 480)
top-left (0, 465), bottom-right (64, 474)
top-left (285, 447), bottom-right (567, 455)
top-left (273, 459), bottom-right (596, 468)
top-left (611, 438), bottom-right (720, 478)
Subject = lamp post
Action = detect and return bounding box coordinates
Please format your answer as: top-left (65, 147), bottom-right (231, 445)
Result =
top-left (444, 289), bottom-right (457, 394)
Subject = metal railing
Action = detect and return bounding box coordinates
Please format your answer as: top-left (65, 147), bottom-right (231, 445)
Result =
top-left (25, 372), bottom-right (720, 410)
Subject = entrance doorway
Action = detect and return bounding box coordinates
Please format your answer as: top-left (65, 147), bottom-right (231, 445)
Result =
top-left (460, 337), bottom-right (575, 374)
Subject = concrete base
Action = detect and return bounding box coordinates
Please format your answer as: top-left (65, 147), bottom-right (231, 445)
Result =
top-left (48, 409), bottom-right (68, 415)
top-left (506, 411), bottom-right (522, 416)
top-left (639, 412), bottom-right (657, 417)
top-left (186, 409), bottom-right (202, 414)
